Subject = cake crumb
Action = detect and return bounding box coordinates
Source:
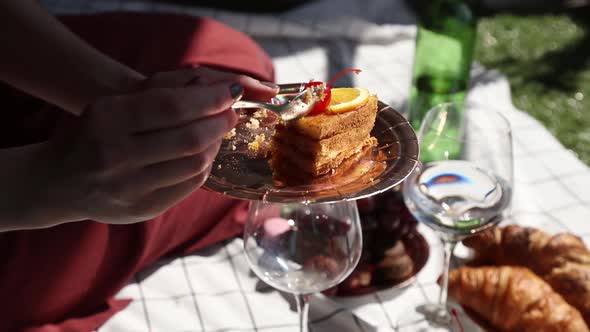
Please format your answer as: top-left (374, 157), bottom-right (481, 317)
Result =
top-left (248, 133), bottom-right (266, 152)
top-left (304, 83), bottom-right (326, 104)
top-left (245, 118), bottom-right (260, 129)
top-left (224, 128), bottom-right (236, 139)
top-left (253, 109), bottom-right (268, 119)
top-left (217, 164), bottom-right (222, 170)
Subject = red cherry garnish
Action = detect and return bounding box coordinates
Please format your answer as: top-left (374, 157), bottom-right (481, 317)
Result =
top-left (304, 68), bottom-right (362, 116)
top-left (325, 68), bottom-right (362, 88)
top-left (304, 81), bottom-right (331, 116)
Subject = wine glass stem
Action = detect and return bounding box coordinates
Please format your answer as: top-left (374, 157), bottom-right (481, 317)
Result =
top-left (294, 293), bottom-right (311, 332)
top-left (438, 239), bottom-right (458, 307)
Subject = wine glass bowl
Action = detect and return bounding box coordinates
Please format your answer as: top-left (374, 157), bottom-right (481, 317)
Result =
top-left (403, 160), bottom-right (512, 241)
top-left (406, 102), bottom-right (513, 241)
top-left (243, 200), bottom-right (362, 331)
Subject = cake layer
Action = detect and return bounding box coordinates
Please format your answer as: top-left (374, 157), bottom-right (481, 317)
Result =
top-left (271, 136), bottom-right (377, 176)
top-left (287, 95), bottom-right (378, 139)
top-left (270, 138), bottom-right (377, 186)
top-left (273, 119), bottom-right (375, 160)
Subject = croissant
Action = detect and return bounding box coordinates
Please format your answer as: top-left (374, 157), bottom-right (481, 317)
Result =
top-left (448, 266), bottom-right (589, 332)
top-left (464, 225), bottom-right (590, 324)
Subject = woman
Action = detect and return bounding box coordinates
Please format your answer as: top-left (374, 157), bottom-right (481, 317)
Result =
top-left (0, 1), bottom-right (276, 330)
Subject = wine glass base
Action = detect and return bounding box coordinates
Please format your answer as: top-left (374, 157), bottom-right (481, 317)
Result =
top-left (417, 303), bottom-right (452, 326)
top-left (396, 303), bottom-right (464, 332)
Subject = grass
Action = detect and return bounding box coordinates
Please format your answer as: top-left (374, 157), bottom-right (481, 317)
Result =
top-left (474, 10), bottom-right (590, 165)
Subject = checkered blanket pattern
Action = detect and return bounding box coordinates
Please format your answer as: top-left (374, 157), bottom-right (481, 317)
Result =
top-left (40, 0), bottom-right (590, 331)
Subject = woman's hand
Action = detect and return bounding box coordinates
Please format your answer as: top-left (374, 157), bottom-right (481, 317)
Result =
top-left (37, 68), bottom-right (277, 226)
top-left (143, 66), bottom-right (277, 100)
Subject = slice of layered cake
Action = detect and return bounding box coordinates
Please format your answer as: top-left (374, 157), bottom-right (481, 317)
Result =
top-left (270, 86), bottom-right (379, 184)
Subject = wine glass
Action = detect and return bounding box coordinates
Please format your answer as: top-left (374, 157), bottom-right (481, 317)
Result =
top-left (243, 200), bottom-right (362, 332)
top-left (397, 102), bottom-right (513, 331)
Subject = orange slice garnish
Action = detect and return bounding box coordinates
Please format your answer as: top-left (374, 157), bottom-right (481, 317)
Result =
top-left (326, 88), bottom-right (369, 113)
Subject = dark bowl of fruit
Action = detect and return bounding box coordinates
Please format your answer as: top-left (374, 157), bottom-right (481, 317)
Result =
top-left (323, 187), bottom-right (429, 297)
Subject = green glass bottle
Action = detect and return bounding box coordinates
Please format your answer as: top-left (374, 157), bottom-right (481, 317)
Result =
top-left (407, 0), bottom-right (477, 161)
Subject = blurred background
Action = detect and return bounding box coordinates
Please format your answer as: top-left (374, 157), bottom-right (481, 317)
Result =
top-left (46, 0), bottom-right (590, 166)
top-left (171, 0), bottom-right (590, 166)
top-left (471, 1), bottom-right (590, 167)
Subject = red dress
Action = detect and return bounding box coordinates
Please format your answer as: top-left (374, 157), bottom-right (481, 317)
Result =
top-left (0, 12), bottom-right (274, 332)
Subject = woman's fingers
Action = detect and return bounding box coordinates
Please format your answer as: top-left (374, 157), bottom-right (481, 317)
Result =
top-left (126, 82), bottom-right (242, 133)
top-left (132, 140), bottom-right (221, 192)
top-left (133, 165), bottom-right (213, 219)
top-left (239, 76), bottom-right (279, 101)
top-left (142, 68), bottom-right (202, 88)
top-left (144, 66), bottom-right (278, 100)
top-left (127, 109), bottom-right (235, 166)
top-left (194, 67), bottom-right (278, 98)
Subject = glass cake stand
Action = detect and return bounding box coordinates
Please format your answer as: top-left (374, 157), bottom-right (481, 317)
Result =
top-left (204, 87), bottom-right (419, 204)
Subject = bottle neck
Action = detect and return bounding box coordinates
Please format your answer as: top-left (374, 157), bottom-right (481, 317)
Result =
top-left (416, 0), bottom-right (477, 30)
top-left (414, 0), bottom-right (476, 27)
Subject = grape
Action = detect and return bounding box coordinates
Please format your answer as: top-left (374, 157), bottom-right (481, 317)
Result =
top-left (356, 197), bottom-right (377, 214)
top-left (360, 215), bottom-right (379, 231)
top-left (377, 213), bottom-right (401, 232)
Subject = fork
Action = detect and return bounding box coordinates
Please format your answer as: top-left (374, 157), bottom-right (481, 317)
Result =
top-left (232, 83), bottom-right (320, 121)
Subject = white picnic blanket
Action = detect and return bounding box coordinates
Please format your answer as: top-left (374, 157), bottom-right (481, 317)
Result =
top-left (41, 0), bottom-right (590, 331)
